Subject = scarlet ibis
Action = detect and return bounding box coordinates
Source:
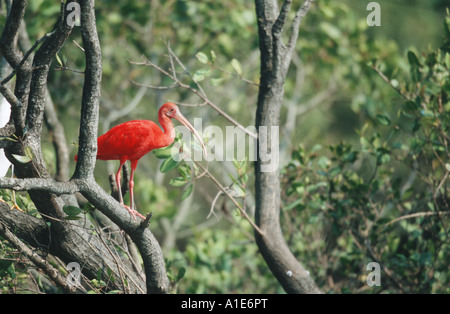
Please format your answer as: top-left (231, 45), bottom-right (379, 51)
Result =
top-left (76, 102), bottom-right (206, 219)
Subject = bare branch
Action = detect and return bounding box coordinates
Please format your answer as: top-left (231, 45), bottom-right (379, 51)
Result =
top-left (193, 160), bottom-right (264, 236)
top-left (130, 53), bottom-right (258, 139)
top-left (273, 0), bottom-right (293, 37)
top-left (255, 0), bottom-right (321, 294)
top-left (130, 79), bottom-right (177, 90)
top-left (1, 30), bottom-right (56, 87)
top-left (0, 177), bottom-right (79, 194)
top-left (383, 211), bottom-right (450, 227)
top-left (0, 0), bottom-right (30, 133)
top-left (73, 0), bottom-right (102, 180)
top-left (287, 0), bottom-right (315, 54)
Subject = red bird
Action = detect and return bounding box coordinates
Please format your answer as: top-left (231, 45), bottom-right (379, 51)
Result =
top-left (76, 103), bottom-right (206, 219)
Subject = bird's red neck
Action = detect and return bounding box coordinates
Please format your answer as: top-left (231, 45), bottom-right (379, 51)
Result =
top-left (158, 110), bottom-right (176, 146)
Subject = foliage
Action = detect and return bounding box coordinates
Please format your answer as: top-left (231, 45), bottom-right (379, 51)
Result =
top-left (281, 11), bottom-right (450, 293)
top-left (166, 227), bottom-right (282, 294)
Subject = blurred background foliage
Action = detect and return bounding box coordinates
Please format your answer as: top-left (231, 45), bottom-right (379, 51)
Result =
top-left (1, 0), bottom-right (449, 293)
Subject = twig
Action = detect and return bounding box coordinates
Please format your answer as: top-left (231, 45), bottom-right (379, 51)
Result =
top-left (370, 64), bottom-right (410, 101)
top-left (93, 219), bottom-right (133, 294)
top-left (139, 212), bottom-right (153, 231)
top-left (383, 211), bottom-right (450, 227)
top-left (129, 51), bottom-right (258, 139)
top-left (55, 65), bottom-right (85, 74)
top-left (130, 79), bottom-right (177, 90)
top-left (72, 40), bottom-right (85, 52)
top-left (210, 64), bottom-right (260, 87)
top-left (0, 30), bottom-right (57, 86)
top-left (287, 0), bottom-right (315, 53)
top-left (194, 159), bottom-right (264, 236)
top-left (207, 190), bottom-right (222, 220)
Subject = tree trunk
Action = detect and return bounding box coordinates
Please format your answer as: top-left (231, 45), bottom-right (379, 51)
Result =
top-left (254, 0), bottom-right (322, 294)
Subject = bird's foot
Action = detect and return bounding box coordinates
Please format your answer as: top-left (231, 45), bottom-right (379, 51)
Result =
top-left (0, 198), bottom-right (23, 212)
top-left (11, 203), bottom-right (23, 212)
top-left (121, 203), bottom-right (146, 220)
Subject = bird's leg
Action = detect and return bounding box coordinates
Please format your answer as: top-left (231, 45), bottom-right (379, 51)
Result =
top-left (115, 159), bottom-right (144, 220)
top-left (116, 160), bottom-right (126, 205)
top-left (10, 190), bottom-right (22, 212)
top-left (0, 191), bottom-right (23, 212)
top-left (116, 160), bottom-right (136, 219)
top-left (129, 160), bottom-right (145, 220)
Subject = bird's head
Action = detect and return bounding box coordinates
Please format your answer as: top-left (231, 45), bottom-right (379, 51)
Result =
top-left (160, 103), bottom-right (207, 158)
top-left (161, 102), bottom-right (180, 119)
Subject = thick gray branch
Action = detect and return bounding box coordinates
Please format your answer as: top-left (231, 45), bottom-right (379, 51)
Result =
top-left (0, 177), bottom-right (79, 194)
top-left (0, 0), bottom-right (30, 133)
top-left (254, 0), bottom-right (321, 294)
top-left (72, 0), bottom-right (102, 180)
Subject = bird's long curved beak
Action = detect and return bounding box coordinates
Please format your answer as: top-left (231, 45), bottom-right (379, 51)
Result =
top-left (175, 113), bottom-right (207, 158)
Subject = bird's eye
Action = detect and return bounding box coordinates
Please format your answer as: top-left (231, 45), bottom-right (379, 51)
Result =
top-left (170, 108), bottom-right (174, 112)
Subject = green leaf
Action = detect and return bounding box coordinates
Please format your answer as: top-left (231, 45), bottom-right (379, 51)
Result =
top-left (283, 198), bottom-right (303, 211)
top-left (169, 177), bottom-right (188, 187)
top-left (425, 52), bottom-right (437, 67)
top-left (445, 163), bottom-right (450, 172)
top-left (181, 183), bottom-right (193, 200)
top-left (360, 136), bottom-right (371, 151)
top-left (412, 119), bottom-right (421, 133)
top-left (0, 260), bottom-right (15, 278)
top-left (193, 70), bottom-right (206, 82)
top-left (195, 52), bottom-right (209, 64)
top-left (24, 146), bottom-right (34, 160)
top-left (153, 146), bottom-right (173, 159)
top-left (210, 50), bottom-right (217, 64)
top-left (63, 205), bottom-right (82, 217)
top-left (317, 156), bottom-right (329, 169)
top-left (160, 155), bottom-right (180, 173)
top-left (231, 58), bottom-right (242, 76)
top-left (210, 77), bottom-right (225, 86)
top-left (176, 267), bottom-right (186, 282)
top-left (407, 50), bottom-right (421, 67)
top-left (12, 154), bottom-right (32, 164)
top-left (328, 166), bottom-right (341, 177)
top-left (376, 114), bottom-right (391, 126)
top-left (193, 68), bottom-right (212, 82)
top-left (177, 164), bottom-right (192, 180)
top-left (56, 53), bottom-right (64, 67)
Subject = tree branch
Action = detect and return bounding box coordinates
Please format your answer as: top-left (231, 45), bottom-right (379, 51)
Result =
top-left (129, 46), bottom-right (258, 139)
top-left (72, 0), bottom-right (102, 180)
top-left (287, 0), bottom-right (314, 54)
top-left (0, 0), bottom-right (30, 134)
top-left (254, 0), bottom-right (321, 294)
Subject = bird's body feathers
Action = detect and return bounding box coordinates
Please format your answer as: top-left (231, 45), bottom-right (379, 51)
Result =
top-left (74, 103), bottom-right (205, 220)
top-left (96, 119), bottom-right (174, 161)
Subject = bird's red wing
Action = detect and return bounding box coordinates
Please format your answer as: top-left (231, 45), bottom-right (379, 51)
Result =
top-left (97, 120), bottom-right (164, 161)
